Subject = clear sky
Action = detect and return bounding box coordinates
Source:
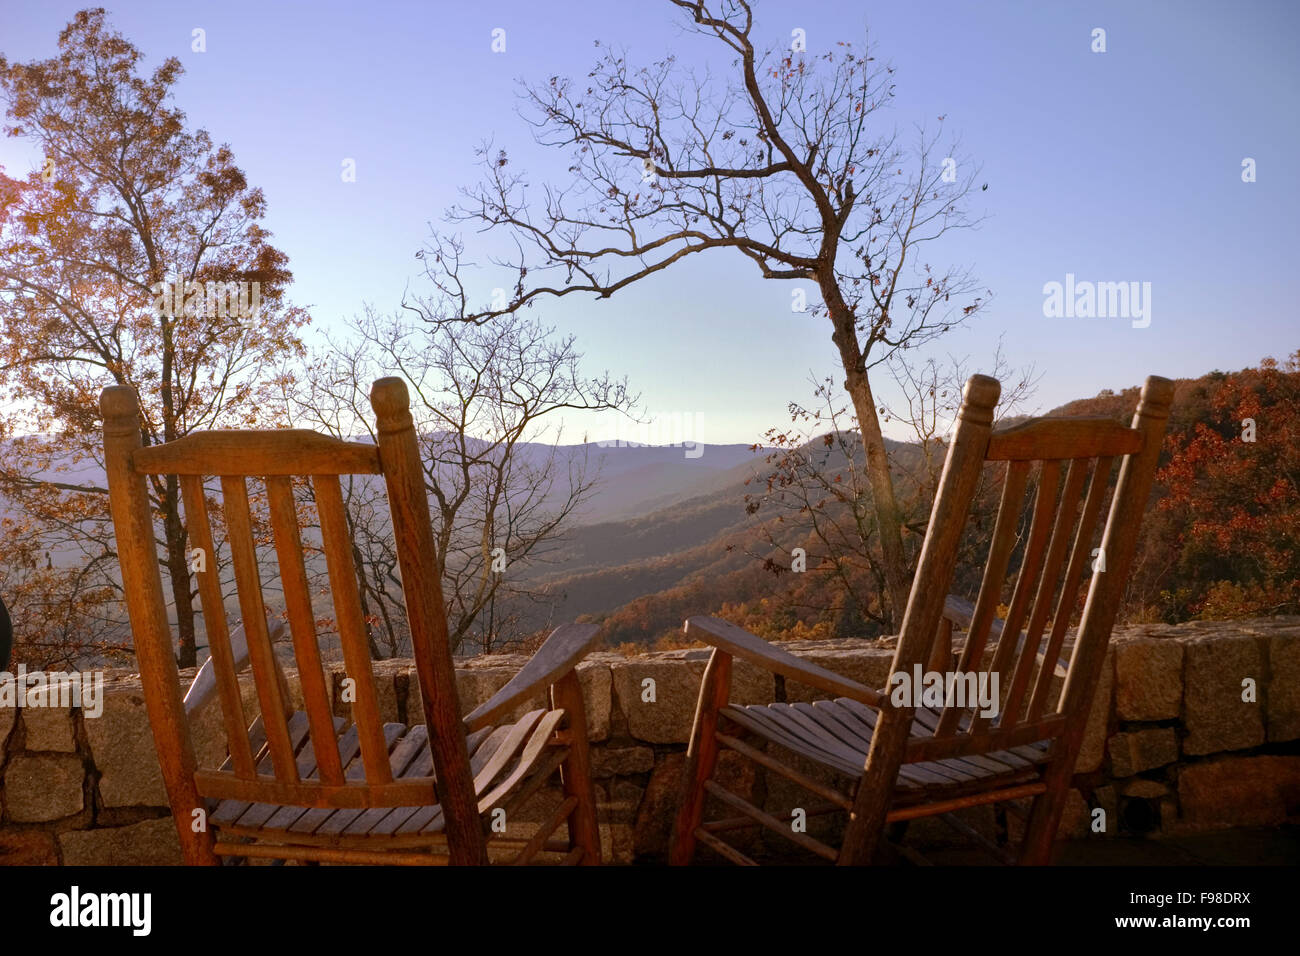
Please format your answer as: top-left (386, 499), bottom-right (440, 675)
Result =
top-left (2, 0), bottom-right (1297, 444)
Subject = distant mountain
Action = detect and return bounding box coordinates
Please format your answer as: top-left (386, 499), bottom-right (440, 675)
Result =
top-left (508, 372), bottom-right (1236, 646)
top-left (561, 441), bottom-right (759, 524)
top-left (8, 367), bottom-right (1246, 655)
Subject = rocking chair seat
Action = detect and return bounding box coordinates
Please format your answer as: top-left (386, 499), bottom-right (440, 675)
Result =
top-left (208, 706), bottom-right (571, 854)
top-left (719, 698), bottom-right (1051, 803)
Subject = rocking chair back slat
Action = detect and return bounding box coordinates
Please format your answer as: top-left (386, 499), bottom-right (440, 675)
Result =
top-left (944, 459), bottom-right (1030, 703)
top-left (265, 475), bottom-right (346, 787)
top-left (966, 459), bottom-right (1060, 736)
top-left (1027, 455), bottom-right (1113, 721)
top-left (313, 473), bottom-right (394, 786)
top-left (178, 473), bottom-right (255, 779)
top-left (1000, 457), bottom-right (1090, 727)
top-left (219, 475), bottom-right (299, 782)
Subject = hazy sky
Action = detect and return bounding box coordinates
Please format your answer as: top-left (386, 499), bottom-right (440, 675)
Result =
top-left (2, 1), bottom-right (1296, 444)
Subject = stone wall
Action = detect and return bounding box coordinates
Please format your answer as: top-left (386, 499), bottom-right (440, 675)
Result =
top-left (2, 617), bottom-right (1298, 865)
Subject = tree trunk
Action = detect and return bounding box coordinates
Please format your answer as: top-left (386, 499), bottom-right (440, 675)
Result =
top-left (162, 478), bottom-right (197, 668)
top-left (822, 280), bottom-right (913, 630)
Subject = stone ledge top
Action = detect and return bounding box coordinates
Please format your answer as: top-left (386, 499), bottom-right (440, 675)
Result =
top-left (33, 615), bottom-right (1297, 691)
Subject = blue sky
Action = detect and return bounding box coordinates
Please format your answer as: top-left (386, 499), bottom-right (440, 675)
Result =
top-left (2, 0), bottom-right (1297, 443)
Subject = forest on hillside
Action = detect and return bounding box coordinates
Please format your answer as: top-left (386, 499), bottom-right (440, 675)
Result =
top-left (589, 355), bottom-right (1300, 650)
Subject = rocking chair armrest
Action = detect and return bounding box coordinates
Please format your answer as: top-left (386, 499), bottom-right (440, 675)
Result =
top-left (463, 622), bottom-right (603, 733)
top-left (684, 615), bottom-right (883, 708)
top-left (941, 594), bottom-right (994, 637)
top-left (942, 594), bottom-right (1068, 678)
top-left (183, 619), bottom-right (288, 718)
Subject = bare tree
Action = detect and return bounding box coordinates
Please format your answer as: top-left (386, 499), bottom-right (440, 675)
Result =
top-left (283, 308), bottom-right (635, 654)
top-left (409, 0), bottom-right (989, 627)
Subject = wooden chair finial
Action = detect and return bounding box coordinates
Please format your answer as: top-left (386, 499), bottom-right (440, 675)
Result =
top-left (100, 385), bottom-right (141, 435)
top-left (1137, 375), bottom-right (1175, 418)
top-left (958, 373), bottom-right (1001, 427)
top-left (369, 376), bottom-right (413, 432)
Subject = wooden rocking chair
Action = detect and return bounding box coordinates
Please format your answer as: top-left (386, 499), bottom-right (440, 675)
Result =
top-left (671, 373), bottom-right (1174, 865)
top-left (102, 377), bottom-right (603, 866)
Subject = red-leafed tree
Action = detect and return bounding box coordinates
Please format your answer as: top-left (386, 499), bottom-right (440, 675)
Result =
top-left (1148, 352), bottom-right (1300, 620)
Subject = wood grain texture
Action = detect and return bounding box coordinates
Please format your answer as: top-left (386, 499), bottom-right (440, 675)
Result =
top-left (1020, 376), bottom-right (1174, 864)
top-left (684, 615), bottom-right (882, 706)
top-left (219, 475), bottom-right (299, 783)
top-left (667, 374), bottom-right (1171, 866)
top-left (313, 474), bottom-right (393, 785)
top-left (370, 376), bottom-right (485, 865)
top-left (986, 417), bottom-right (1141, 461)
top-left (266, 476), bottom-right (345, 786)
top-left (107, 376), bottom-right (606, 866)
top-left (840, 374), bottom-right (1000, 865)
top-left (132, 429), bottom-right (381, 476)
top-left (463, 622), bottom-right (602, 731)
top-left (938, 459), bottom-right (1028, 736)
top-left (101, 386), bottom-right (218, 866)
top-left (1028, 455), bottom-right (1114, 720)
top-left (669, 648), bottom-right (733, 865)
top-left (179, 475), bottom-right (254, 776)
top-left (551, 669), bottom-right (601, 864)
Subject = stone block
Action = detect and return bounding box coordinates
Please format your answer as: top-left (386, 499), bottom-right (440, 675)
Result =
top-left (0, 829), bottom-right (59, 865)
top-left (406, 658), bottom-right (609, 741)
top-left (760, 742), bottom-right (848, 851)
top-left (1075, 646), bottom-right (1114, 773)
top-left (1108, 728), bottom-right (1178, 777)
top-left (1178, 755), bottom-right (1300, 829)
top-left (611, 654), bottom-right (770, 745)
top-left (0, 702), bottom-right (14, 750)
top-left (577, 661), bottom-right (612, 742)
top-left (1057, 789), bottom-right (1091, 839)
top-left (778, 643), bottom-right (893, 702)
top-left (84, 679), bottom-right (167, 807)
top-left (1182, 633), bottom-right (1265, 755)
top-left (1265, 630), bottom-right (1300, 742)
top-left (59, 817), bottom-right (183, 866)
top-left (4, 753), bottom-right (84, 821)
top-left (612, 659), bottom-right (703, 744)
top-left (21, 706), bottom-right (77, 752)
top-left (632, 750), bottom-right (755, 861)
top-left (406, 663), bottom-right (543, 729)
top-left (368, 660), bottom-right (405, 725)
top-left (1113, 637), bottom-right (1183, 720)
top-left (591, 746), bottom-right (655, 778)
top-left (1119, 778), bottom-right (1171, 799)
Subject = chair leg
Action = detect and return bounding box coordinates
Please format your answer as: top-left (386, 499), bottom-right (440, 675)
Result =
top-left (669, 649), bottom-right (732, 865)
top-left (1018, 783), bottom-right (1068, 865)
top-left (840, 706), bottom-right (912, 865)
top-left (552, 670), bottom-right (601, 865)
top-left (1018, 745), bottom-right (1078, 864)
